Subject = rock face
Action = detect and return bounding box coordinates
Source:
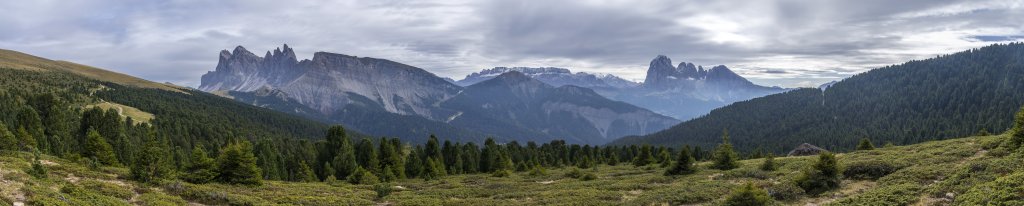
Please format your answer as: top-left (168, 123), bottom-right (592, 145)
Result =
top-left (788, 143), bottom-right (827, 156)
top-left (200, 45), bottom-right (461, 120)
top-left (200, 45), bottom-right (677, 144)
top-left (456, 67), bottom-right (639, 89)
top-left (454, 56), bottom-right (788, 120)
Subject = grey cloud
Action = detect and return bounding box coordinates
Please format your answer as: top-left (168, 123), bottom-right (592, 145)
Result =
top-left (0, 0), bottom-right (1022, 88)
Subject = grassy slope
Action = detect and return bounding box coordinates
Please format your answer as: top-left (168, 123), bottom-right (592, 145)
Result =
top-left (0, 49), bottom-right (184, 93)
top-left (0, 134), bottom-right (1017, 205)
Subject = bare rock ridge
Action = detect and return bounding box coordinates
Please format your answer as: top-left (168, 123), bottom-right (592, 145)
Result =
top-left (200, 45), bottom-right (678, 144)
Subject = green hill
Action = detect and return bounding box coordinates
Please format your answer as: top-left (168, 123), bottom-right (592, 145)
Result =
top-left (612, 43), bottom-right (1024, 153)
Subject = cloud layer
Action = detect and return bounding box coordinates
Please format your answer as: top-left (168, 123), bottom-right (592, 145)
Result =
top-left (1, 0), bottom-right (1022, 87)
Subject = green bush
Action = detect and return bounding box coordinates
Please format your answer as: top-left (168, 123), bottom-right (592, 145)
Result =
top-left (137, 192), bottom-right (188, 206)
top-left (723, 183), bottom-right (775, 206)
top-left (347, 167), bottom-right (380, 185)
top-left (491, 169), bottom-right (512, 178)
top-left (374, 183), bottom-right (393, 200)
top-left (955, 171), bottom-right (1024, 205)
top-left (723, 168), bottom-right (771, 180)
top-left (580, 173), bottom-right (597, 181)
top-left (842, 160), bottom-right (905, 180)
top-left (829, 183), bottom-right (921, 205)
top-left (795, 152), bottom-right (841, 195)
top-left (765, 182), bottom-right (804, 201)
top-left (565, 168), bottom-right (584, 179)
top-left (80, 179), bottom-right (134, 200)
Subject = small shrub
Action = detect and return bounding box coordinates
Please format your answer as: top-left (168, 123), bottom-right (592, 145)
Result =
top-left (830, 183), bottom-right (922, 205)
top-left (723, 183), bottom-right (774, 206)
top-left (955, 171), bottom-right (1024, 205)
top-left (842, 160), bottom-right (905, 180)
top-left (565, 168), bottom-right (584, 179)
top-left (796, 152), bottom-right (841, 195)
top-left (723, 168), bottom-right (771, 180)
top-left (80, 179), bottom-right (134, 200)
top-left (347, 167), bottom-right (380, 185)
top-left (580, 173), bottom-right (597, 181)
top-left (528, 166), bottom-right (546, 176)
top-left (137, 192), bottom-right (188, 206)
top-left (374, 183), bottom-right (393, 200)
top-left (765, 182), bottom-right (804, 201)
top-left (760, 155), bottom-right (777, 171)
top-left (491, 169), bottom-right (512, 178)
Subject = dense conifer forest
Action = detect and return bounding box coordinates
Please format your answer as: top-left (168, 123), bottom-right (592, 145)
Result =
top-left (614, 43), bottom-right (1024, 153)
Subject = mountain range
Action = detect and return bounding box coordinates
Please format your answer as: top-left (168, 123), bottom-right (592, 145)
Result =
top-left (454, 56), bottom-right (788, 120)
top-left (199, 45), bottom-right (678, 144)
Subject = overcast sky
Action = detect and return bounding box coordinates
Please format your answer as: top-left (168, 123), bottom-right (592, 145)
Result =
top-left (2, 0), bottom-right (1023, 88)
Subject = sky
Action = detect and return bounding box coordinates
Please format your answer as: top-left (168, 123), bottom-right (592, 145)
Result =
top-left (1, 0), bottom-right (1023, 88)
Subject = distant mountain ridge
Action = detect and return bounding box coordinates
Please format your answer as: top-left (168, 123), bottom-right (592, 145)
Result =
top-left (455, 56), bottom-right (788, 120)
top-left (456, 67), bottom-right (640, 89)
top-left (200, 45), bottom-right (678, 144)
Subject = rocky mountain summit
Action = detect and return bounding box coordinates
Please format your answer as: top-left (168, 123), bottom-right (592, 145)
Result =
top-left (200, 45), bottom-right (677, 144)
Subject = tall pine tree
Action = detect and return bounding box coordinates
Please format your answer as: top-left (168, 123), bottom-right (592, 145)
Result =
top-left (711, 130), bottom-right (740, 170)
top-left (215, 140), bottom-right (262, 185)
top-left (84, 128), bottom-right (119, 166)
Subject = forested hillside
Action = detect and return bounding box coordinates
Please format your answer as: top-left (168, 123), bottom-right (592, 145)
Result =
top-left (613, 43), bottom-right (1024, 153)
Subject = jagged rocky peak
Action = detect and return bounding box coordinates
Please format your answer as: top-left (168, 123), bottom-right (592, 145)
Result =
top-left (642, 55), bottom-right (757, 88)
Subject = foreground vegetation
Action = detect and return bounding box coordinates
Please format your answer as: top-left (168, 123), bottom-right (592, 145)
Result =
top-left (2, 130), bottom-right (1023, 205)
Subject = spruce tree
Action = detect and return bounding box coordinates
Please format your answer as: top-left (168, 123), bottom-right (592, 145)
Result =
top-left (665, 146), bottom-right (696, 176)
top-left (130, 134), bottom-right (173, 183)
top-left (355, 138), bottom-right (379, 174)
top-left (421, 157), bottom-right (445, 181)
top-left (84, 128), bottom-right (118, 166)
top-left (404, 149), bottom-right (423, 178)
top-left (184, 146), bottom-right (216, 183)
top-left (16, 108), bottom-right (45, 153)
top-left (796, 152), bottom-right (841, 195)
top-left (333, 144), bottom-right (358, 179)
top-left (711, 130), bottom-right (740, 170)
top-left (15, 126), bottom-right (36, 151)
top-left (215, 140), bottom-right (262, 185)
top-left (297, 161), bottom-right (317, 182)
top-left (379, 137), bottom-right (404, 179)
top-left (1011, 106), bottom-right (1024, 149)
top-left (606, 154), bottom-right (619, 166)
top-left (632, 145), bottom-right (655, 167)
top-left (657, 148), bottom-right (672, 168)
top-left (0, 124), bottom-right (16, 150)
top-left (856, 138), bottom-right (874, 150)
top-left (760, 154), bottom-right (776, 171)
top-left (322, 162), bottom-right (336, 182)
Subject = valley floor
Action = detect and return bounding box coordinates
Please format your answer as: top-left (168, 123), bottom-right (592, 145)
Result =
top-left (1, 134), bottom-right (1020, 205)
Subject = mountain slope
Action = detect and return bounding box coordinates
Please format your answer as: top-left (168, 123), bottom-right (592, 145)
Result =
top-left (612, 43), bottom-right (1024, 153)
top-left (454, 56), bottom-right (788, 120)
top-left (442, 72), bottom-right (678, 144)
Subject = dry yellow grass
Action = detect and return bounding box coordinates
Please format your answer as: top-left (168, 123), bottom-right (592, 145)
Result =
top-left (85, 102), bottom-right (156, 124)
top-left (0, 49), bottom-right (186, 93)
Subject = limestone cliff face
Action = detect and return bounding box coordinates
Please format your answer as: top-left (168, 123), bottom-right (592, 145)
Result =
top-left (199, 45), bottom-right (677, 144)
top-left (200, 45), bottom-right (460, 119)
